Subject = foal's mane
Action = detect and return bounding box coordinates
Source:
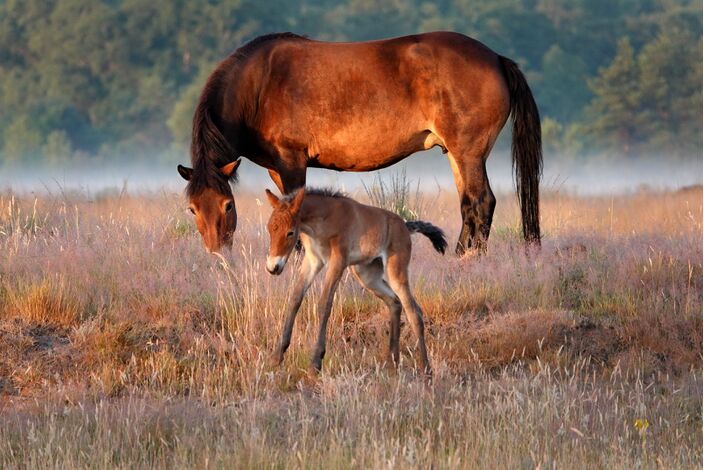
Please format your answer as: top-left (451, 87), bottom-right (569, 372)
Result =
top-left (186, 32), bottom-right (309, 198)
top-left (283, 187), bottom-right (349, 202)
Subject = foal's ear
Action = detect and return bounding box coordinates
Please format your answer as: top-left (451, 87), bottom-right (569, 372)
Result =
top-left (265, 189), bottom-right (280, 208)
top-left (220, 159), bottom-right (241, 179)
top-left (290, 187), bottom-right (305, 213)
top-left (177, 165), bottom-right (193, 181)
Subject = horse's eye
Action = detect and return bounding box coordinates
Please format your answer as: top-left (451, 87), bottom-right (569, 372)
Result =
top-left (224, 201), bottom-right (234, 213)
top-left (286, 230), bottom-right (295, 238)
top-left (189, 207), bottom-right (195, 215)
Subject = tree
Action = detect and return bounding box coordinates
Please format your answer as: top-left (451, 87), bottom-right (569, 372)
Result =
top-left (537, 45), bottom-right (591, 123)
top-left (584, 38), bottom-right (642, 155)
top-left (637, 28), bottom-right (702, 153)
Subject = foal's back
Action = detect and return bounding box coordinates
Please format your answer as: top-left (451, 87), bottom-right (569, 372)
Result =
top-left (301, 194), bottom-right (411, 265)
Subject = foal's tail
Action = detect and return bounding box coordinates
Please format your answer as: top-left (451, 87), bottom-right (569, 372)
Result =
top-left (499, 56), bottom-right (542, 246)
top-left (405, 221), bottom-right (447, 255)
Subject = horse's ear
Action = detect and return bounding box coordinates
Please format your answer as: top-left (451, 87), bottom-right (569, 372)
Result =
top-left (265, 189), bottom-right (280, 208)
top-left (220, 159), bottom-right (241, 179)
top-left (177, 165), bottom-right (193, 181)
top-left (291, 187), bottom-right (305, 213)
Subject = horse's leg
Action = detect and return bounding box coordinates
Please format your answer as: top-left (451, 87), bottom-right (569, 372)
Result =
top-left (310, 253), bottom-right (346, 373)
top-left (385, 250), bottom-right (431, 377)
top-left (277, 164), bottom-right (307, 195)
top-left (351, 259), bottom-right (402, 367)
top-left (267, 169), bottom-right (285, 194)
top-left (273, 254), bottom-right (323, 366)
top-left (278, 164), bottom-right (307, 251)
top-left (447, 144), bottom-right (497, 256)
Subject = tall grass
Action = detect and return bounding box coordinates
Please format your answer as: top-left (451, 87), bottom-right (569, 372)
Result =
top-left (362, 168), bottom-right (429, 220)
top-left (0, 185), bottom-right (701, 468)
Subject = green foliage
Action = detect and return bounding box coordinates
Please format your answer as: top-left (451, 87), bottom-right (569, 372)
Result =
top-left (0, 0), bottom-right (700, 166)
top-left (585, 23), bottom-right (702, 157)
top-left (585, 38), bottom-right (641, 156)
top-left (43, 130), bottom-right (74, 166)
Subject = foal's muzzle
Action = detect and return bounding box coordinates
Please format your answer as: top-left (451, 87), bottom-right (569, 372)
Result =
top-left (266, 255), bottom-right (286, 275)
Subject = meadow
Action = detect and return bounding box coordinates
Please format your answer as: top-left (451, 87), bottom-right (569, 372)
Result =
top-left (0, 182), bottom-right (701, 469)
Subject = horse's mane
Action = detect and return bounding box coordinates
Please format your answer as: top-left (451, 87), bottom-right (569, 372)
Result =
top-left (186, 33), bottom-right (309, 198)
top-left (231, 32), bottom-right (307, 60)
top-left (283, 187), bottom-right (349, 201)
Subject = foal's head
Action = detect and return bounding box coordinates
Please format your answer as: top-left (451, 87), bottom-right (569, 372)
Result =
top-left (177, 160), bottom-right (241, 254)
top-left (264, 188), bottom-right (305, 275)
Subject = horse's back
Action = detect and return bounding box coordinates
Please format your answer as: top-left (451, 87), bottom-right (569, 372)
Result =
top-left (250, 33), bottom-right (506, 162)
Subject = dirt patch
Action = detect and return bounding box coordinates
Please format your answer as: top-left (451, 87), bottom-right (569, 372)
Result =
top-left (0, 321), bottom-right (72, 396)
top-left (556, 318), bottom-right (625, 365)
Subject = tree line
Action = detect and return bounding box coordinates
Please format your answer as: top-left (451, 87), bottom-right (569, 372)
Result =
top-left (0, 0), bottom-right (700, 167)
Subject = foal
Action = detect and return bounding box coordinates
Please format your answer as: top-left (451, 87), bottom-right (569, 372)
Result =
top-left (264, 187), bottom-right (447, 375)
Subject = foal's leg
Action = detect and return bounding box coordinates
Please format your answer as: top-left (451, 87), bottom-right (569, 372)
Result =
top-left (310, 253), bottom-right (346, 373)
top-left (386, 251), bottom-right (431, 376)
top-left (274, 254), bottom-right (322, 365)
top-left (351, 259), bottom-right (402, 366)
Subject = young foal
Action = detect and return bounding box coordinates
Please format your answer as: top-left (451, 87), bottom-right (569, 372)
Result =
top-left (264, 187), bottom-right (447, 375)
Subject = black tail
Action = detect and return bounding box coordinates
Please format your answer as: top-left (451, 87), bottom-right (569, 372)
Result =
top-left (405, 221), bottom-right (447, 255)
top-left (499, 56), bottom-right (542, 245)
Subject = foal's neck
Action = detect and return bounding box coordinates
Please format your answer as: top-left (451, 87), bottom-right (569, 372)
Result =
top-left (298, 196), bottom-right (337, 238)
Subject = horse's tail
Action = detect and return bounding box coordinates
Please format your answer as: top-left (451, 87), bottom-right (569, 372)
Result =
top-left (187, 64), bottom-right (236, 195)
top-left (405, 221), bottom-right (447, 255)
top-left (499, 56), bottom-right (542, 245)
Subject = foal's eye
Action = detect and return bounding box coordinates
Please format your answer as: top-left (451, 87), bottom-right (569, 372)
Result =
top-left (224, 201), bottom-right (234, 213)
top-left (188, 207), bottom-right (195, 215)
top-left (286, 230), bottom-right (295, 238)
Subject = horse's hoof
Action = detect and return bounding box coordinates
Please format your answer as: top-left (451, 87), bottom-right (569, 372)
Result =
top-left (307, 362), bottom-right (322, 377)
top-left (269, 351), bottom-right (284, 368)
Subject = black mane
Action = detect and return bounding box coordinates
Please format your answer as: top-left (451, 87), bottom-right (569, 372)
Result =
top-left (186, 33), bottom-right (308, 198)
top-left (231, 32), bottom-right (308, 60)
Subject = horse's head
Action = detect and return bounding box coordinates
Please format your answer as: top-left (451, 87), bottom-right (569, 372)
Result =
top-left (264, 187), bottom-right (305, 275)
top-left (177, 160), bottom-right (241, 254)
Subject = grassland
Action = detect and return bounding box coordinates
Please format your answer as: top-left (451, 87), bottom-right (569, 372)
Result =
top-left (0, 183), bottom-right (701, 469)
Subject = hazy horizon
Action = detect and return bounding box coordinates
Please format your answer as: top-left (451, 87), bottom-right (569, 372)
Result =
top-left (1, 149), bottom-right (701, 197)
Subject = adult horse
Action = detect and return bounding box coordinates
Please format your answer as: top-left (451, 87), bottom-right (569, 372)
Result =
top-left (177, 31), bottom-right (542, 255)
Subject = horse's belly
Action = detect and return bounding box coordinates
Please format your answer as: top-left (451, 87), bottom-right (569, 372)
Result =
top-left (312, 128), bottom-right (437, 171)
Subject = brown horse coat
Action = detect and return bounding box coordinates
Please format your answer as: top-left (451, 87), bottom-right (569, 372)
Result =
top-left (178, 32), bottom-right (541, 254)
top-left (264, 187), bottom-right (446, 375)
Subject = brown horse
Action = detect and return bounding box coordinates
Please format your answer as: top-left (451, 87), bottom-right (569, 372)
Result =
top-left (265, 187), bottom-right (446, 375)
top-left (177, 31), bottom-right (542, 254)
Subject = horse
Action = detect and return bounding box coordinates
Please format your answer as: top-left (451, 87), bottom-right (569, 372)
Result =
top-left (264, 187), bottom-right (446, 375)
top-left (177, 31), bottom-right (542, 255)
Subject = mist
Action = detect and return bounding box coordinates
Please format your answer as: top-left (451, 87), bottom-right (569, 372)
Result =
top-left (1, 148), bottom-right (700, 197)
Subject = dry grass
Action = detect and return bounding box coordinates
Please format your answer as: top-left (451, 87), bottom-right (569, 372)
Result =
top-left (0, 184), bottom-right (701, 469)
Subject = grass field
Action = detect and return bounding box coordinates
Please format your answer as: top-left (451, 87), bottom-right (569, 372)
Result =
top-left (0, 183), bottom-right (701, 469)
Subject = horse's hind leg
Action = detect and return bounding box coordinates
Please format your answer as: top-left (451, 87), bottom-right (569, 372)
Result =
top-left (447, 143), bottom-right (497, 256)
top-left (351, 259), bottom-right (402, 366)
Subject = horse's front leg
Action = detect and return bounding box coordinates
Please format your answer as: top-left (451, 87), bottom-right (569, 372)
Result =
top-left (310, 254), bottom-right (346, 373)
top-left (273, 255), bottom-right (322, 366)
top-left (267, 169), bottom-right (286, 194)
